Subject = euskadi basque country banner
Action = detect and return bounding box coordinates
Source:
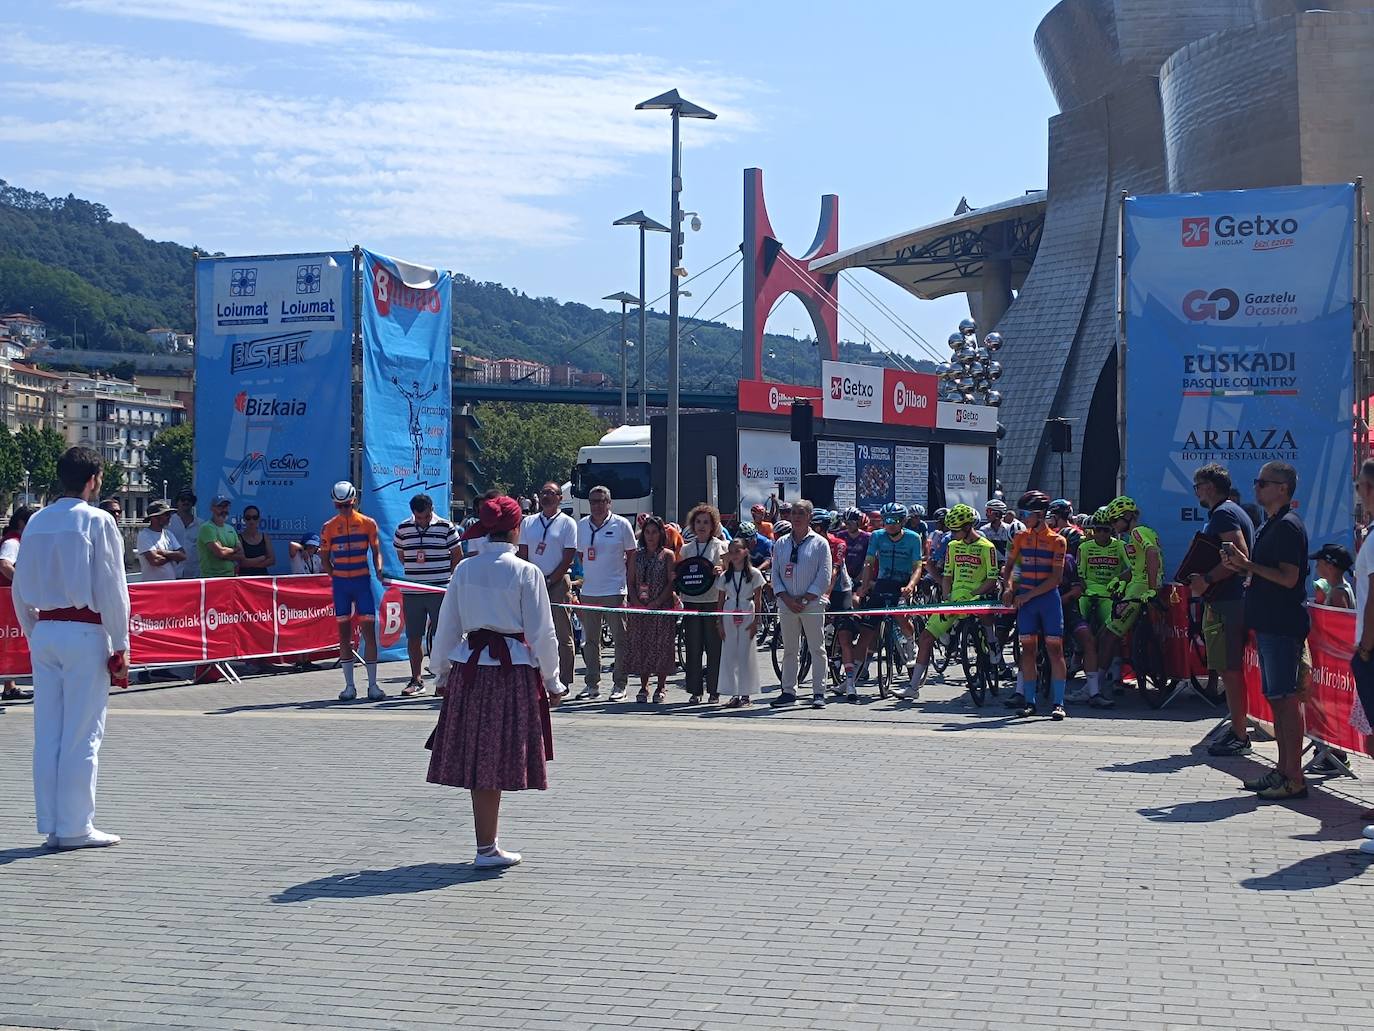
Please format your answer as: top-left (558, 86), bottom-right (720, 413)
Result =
top-left (360, 250), bottom-right (452, 659)
top-left (1123, 185), bottom-right (1355, 569)
top-left (0, 578), bottom-right (406, 676)
top-left (194, 253), bottom-right (354, 571)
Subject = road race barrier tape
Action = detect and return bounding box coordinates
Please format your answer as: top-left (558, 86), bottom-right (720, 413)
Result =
top-left (382, 577), bottom-right (1013, 619)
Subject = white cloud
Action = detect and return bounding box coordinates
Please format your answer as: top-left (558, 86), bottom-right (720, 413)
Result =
top-left (61, 0), bottom-right (428, 46)
top-left (0, 26), bottom-right (757, 253)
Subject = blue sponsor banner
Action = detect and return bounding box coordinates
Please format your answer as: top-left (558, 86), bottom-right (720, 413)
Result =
top-left (360, 248), bottom-right (452, 583)
top-left (1123, 184), bottom-right (1354, 573)
top-left (194, 252), bottom-right (353, 571)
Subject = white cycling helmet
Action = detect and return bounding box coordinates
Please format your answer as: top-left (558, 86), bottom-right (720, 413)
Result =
top-left (331, 481), bottom-right (358, 504)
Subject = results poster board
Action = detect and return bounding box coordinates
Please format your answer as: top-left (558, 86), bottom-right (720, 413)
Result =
top-left (818, 440), bottom-right (929, 511)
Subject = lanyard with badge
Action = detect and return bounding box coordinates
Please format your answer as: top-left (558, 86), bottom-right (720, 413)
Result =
top-left (727, 568), bottom-right (752, 625)
top-left (535, 514), bottom-right (558, 557)
top-left (784, 536), bottom-right (799, 584)
top-left (587, 517), bottom-right (610, 563)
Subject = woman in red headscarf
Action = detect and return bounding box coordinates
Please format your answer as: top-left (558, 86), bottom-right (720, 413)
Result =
top-left (426, 495), bottom-right (569, 868)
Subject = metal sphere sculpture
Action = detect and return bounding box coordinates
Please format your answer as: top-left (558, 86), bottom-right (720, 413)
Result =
top-left (937, 318), bottom-right (1005, 407)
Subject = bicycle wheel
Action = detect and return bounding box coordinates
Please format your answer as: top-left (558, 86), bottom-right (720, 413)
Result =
top-left (770, 628), bottom-right (811, 683)
top-left (961, 626), bottom-right (987, 706)
top-left (931, 630), bottom-right (951, 675)
top-left (874, 623), bottom-right (893, 699)
top-left (1133, 613), bottom-right (1172, 708)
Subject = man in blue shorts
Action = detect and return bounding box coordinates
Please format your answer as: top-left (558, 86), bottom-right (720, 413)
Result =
top-left (841, 502), bottom-right (923, 698)
top-left (1002, 490), bottom-right (1068, 719)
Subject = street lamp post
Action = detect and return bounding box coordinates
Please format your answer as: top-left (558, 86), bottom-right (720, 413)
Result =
top-left (635, 89), bottom-right (716, 523)
top-left (603, 291), bottom-right (641, 426)
top-left (612, 211), bottom-right (668, 424)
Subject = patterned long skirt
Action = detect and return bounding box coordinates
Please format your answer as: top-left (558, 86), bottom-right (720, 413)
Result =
top-left (426, 663), bottom-right (551, 791)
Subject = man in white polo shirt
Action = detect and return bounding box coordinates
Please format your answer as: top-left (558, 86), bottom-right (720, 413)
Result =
top-left (393, 493), bottom-right (460, 696)
top-left (575, 485), bottom-right (636, 701)
top-left (518, 481), bottom-right (578, 688)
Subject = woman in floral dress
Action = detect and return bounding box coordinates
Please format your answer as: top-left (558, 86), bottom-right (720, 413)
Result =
top-left (626, 516), bottom-right (678, 703)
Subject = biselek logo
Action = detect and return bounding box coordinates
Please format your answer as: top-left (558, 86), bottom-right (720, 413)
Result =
top-left (231, 331), bottom-right (309, 374)
top-left (1180, 214), bottom-right (1298, 251)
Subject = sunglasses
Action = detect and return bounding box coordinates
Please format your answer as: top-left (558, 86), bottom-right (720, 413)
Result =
top-left (243, 514), bottom-right (260, 520)
top-left (1253, 478), bottom-right (1283, 488)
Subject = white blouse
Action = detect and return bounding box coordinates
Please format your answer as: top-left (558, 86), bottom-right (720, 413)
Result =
top-left (429, 542), bottom-right (562, 693)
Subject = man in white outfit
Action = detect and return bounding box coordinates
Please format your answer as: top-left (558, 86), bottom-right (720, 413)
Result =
top-left (12, 446), bottom-right (131, 851)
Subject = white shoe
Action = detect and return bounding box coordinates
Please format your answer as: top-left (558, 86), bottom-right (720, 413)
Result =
top-left (905, 679), bottom-right (921, 699)
top-left (474, 847), bottom-right (522, 868)
top-left (338, 685), bottom-right (357, 702)
top-left (1362, 826), bottom-right (1374, 840)
top-left (42, 833), bottom-right (59, 850)
top-left (57, 829), bottom-right (120, 850)
top-left (890, 685), bottom-right (911, 700)
top-left (1361, 840), bottom-right (1374, 856)
top-left (367, 686), bottom-right (386, 701)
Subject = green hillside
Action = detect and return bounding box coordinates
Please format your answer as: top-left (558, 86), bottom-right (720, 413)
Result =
top-left (0, 179), bottom-right (928, 387)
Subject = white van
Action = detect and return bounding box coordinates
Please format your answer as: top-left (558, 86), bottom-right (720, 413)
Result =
top-left (570, 425), bottom-right (652, 519)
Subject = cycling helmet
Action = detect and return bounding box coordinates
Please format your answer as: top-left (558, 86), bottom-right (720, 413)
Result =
top-left (773, 520), bottom-right (792, 537)
top-left (750, 503), bottom-right (766, 515)
top-left (1048, 498), bottom-right (1073, 518)
top-left (908, 503), bottom-right (927, 519)
top-left (461, 516), bottom-right (481, 532)
top-left (932, 507), bottom-right (949, 524)
top-left (331, 481), bottom-right (357, 504)
top-left (945, 503), bottom-right (978, 530)
top-left (1017, 490), bottom-right (1051, 512)
top-left (737, 521), bottom-right (757, 539)
top-left (880, 502), bottom-right (907, 524)
top-left (843, 506), bottom-right (864, 523)
top-left (1105, 495), bottom-right (1139, 521)
top-left (1089, 507), bottom-right (1114, 529)
top-left (984, 498), bottom-right (1008, 515)
top-left (809, 508), bottom-right (832, 529)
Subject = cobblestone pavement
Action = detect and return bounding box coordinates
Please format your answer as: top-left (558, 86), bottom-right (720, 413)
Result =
top-left (2, 649), bottom-right (1373, 1031)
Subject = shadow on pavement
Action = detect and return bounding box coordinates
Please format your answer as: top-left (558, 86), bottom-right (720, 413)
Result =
top-left (1139, 794), bottom-right (1261, 823)
top-left (0, 845), bottom-right (60, 867)
top-left (271, 861), bottom-right (507, 903)
top-left (1100, 751), bottom-right (1209, 775)
top-left (1241, 851), bottom-right (1371, 891)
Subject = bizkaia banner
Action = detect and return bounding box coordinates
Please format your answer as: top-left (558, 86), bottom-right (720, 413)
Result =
top-left (943, 443), bottom-right (992, 508)
top-left (194, 252), bottom-right (354, 564)
top-left (1123, 183), bottom-right (1355, 569)
top-left (882, 369), bottom-right (937, 428)
top-left (736, 379), bottom-right (824, 416)
top-left (0, 577), bottom-right (406, 676)
top-left (737, 429), bottom-right (801, 519)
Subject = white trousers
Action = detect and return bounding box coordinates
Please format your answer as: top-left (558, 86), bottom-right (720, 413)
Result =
top-left (779, 600), bottom-right (826, 697)
top-left (718, 606), bottom-right (760, 697)
top-left (31, 622), bottom-right (112, 838)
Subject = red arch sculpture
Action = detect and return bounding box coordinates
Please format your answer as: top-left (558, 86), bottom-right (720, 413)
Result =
top-left (740, 167), bottom-right (840, 381)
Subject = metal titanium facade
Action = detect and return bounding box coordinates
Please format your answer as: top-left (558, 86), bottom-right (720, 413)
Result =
top-left (990, 1), bottom-right (1374, 507)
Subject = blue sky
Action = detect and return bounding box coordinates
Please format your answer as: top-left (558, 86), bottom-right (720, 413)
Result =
top-left (1, 0), bottom-right (1059, 368)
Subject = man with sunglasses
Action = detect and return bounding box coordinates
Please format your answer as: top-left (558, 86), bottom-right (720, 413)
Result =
top-left (1222, 461), bottom-right (1310, 800)
top-left (1002, 490), bottom-right (1068, 719)
top-left (519, 482), bottom-right (579, 690)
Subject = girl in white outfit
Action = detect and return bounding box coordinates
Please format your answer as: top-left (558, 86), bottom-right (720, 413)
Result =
top-left (716, 538), bottom-right (766, 707)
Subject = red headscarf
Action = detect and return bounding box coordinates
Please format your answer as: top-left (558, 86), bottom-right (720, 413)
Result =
top-left (464, 494), bottom-right (522, 541)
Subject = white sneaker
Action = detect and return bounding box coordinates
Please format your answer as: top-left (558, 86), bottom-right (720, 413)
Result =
top-left (57, 829), bottom-right (120, 850)
top-left (367, 686), bottom-right (386, 701)
top-left (474, 847), bottom-right (522, 868)
top-left (890, 684), bottom-right (911, 700)
top-left (1362, 826), bottom-right (1374, 840)
top-left (1361, 840), bottom-right (1374, 856)
top-left (337, 685), bottom-right (357, 702)
top-left (905, 678), bottom-right (921, 699)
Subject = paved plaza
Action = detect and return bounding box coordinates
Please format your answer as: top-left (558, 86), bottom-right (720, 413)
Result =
top-left (2, 650), bottom-right (1373, 1031)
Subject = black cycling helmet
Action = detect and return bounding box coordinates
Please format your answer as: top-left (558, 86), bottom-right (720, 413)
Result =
top-left (843, 506), bottom-right (864, 524)
top-left (1048, 498), bottom-right (1073, 518)
top-left (1018, 490), bottom-right (1051, 512)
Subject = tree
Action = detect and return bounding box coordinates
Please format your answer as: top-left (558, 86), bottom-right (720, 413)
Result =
top-left (145, 422), bottom-right (193, 499)
top-left (15, 426), bottom-right (63, 500)
top-left (0, 425), bottom-right (22, 511)
top-left (101, 461), bottom-right (125, 497)
top-left (476, 402), bottom-right (606, 497)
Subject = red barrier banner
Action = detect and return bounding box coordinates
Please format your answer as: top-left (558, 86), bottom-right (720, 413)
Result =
top-left (0, 575), bottom-right (342, 676)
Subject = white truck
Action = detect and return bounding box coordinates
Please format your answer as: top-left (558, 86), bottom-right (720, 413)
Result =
top-left (569, 424), bottom-right (652, 519)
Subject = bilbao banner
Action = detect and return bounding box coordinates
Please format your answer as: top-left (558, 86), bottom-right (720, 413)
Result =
top-left (882, 369), bottom-right (937, 428)
top-left (736, 379), bottom-right (823, 416)
top-left (194, 253), bottom-right (354, 569)
top-left (737, 429), bottom-right (800, 519)
top-left (360, 250), bottom-right (452, 658)
top-left (1123, 184), bottom-right (1355, 569)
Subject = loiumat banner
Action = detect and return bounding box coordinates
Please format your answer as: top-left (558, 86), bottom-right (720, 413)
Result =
top-left (1122, 184), bottom-right (1355, 571)
top-left (194, 252), bottom-right (354, 569)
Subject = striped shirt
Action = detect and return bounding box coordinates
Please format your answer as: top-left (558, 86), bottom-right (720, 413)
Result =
top-left (1007, 524), bottom-right (1066, 598)
top-left (321, 511), bottom-right (379, 579)
top-left (394, 515), bottom-right (459, 588)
